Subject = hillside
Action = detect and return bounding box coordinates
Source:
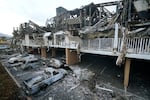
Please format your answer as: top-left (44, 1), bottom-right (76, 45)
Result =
top-left (0, 32), bottom-right (12, 38)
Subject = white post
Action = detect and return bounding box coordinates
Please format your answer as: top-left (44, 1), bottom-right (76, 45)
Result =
top-left (139, 38), bottom-right (143, 53)
top-left (114, 23), bottom-right (119, 52)
top-left (20, 45), bottom-right (23, 54)
top-left (147, 39), bottom-right (150, 53)
top-left (54, 34), bottom-right (56, 46)
top-left (88, 40), bottom-right (90, 50)
top-left (43, 36), bottom-right (48, 46)
top-left (25, 34), bottom-right (29, 46)
top-left (99, 38), bottom-right (101, 50)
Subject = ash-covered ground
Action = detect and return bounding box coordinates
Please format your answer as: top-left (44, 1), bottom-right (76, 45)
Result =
top-left (0, 49), bottom-right (149, 100)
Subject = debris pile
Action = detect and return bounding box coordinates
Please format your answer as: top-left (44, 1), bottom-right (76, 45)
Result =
top-left (0, 51), bottom-right (146, 100)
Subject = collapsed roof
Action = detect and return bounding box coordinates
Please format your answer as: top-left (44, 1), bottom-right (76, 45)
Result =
top-left (13, 0), bottom-right (150, 39)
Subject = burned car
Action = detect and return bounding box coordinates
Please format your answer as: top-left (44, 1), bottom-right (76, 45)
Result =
top-left (23, 68), bottom-right (67, 95)
top-left (8, 54), bottom-right (35, 64)
top-left (21, 58), bottom-right (44, 70)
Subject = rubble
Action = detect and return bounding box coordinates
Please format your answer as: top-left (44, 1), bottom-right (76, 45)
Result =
top-left (0, 51), bottom-right (148, 100)
top-left (67, 83), bottom-right (80, 92)
top-left (21, 58), bottom-right (43, 70)
top-left (116, 28), bottom-right (127, 66)
top-left (48, 58), bottom-right (64, 68)
top-left (95, 84), bottom-right (113, 92)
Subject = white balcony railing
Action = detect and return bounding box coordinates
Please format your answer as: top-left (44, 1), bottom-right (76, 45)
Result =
top-left (81, 38), bottom-right (114, 52)
top-left (22, 37), bottom-right (150, 56)
top-left (81, 38), bottom-right (150, 55)
top-left (126, 38), bottom-right (150, 54)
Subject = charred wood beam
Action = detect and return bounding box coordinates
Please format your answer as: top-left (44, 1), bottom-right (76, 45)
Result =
top-left (80, 10), bottom-right (83, 28)
top-left (89, 6), bottom-right (92, 26)
top-left (103, 7), bottom-right (113, 17)
top-left (121, 0), bottom-right (128, 27)
top-left (130, 22), bottom-right (150, 28)
top-left (84, 8), bottom-right (87, 26)
top-left (29, 20), bottom-right (46, 33)
top-left (96, 1), bottom-right (122, 7)
top-left (99, 7), bottom-right (102, 19)
top-left (128, 0), bottom-right (132, 22)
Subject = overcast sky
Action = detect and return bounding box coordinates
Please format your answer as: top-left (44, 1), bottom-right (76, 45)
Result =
top-left (0, 0), bottom-right (117, 36)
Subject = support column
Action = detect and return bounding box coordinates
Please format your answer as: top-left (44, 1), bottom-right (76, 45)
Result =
top-left (113, 23), bottom-right (118, 53)
top-left (41, 47), bottom-right (47, 58)
top-left (20, 45), bottom-right (24, 54)
top-left (28, 47), bottom-right (32, 53)
top-left (51, 48), bottom-right (56, 57)
top-left (124, 58), bottom-right (131, 92)
top-left (66, 48), bottom-right (79, 65)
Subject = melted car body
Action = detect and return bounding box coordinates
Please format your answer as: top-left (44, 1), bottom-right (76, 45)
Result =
top-left (23, 68), bottom-right (67, 95)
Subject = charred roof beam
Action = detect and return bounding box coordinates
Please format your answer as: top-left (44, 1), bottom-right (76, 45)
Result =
top-left (96, 1), bottom-right (122, 7)
top-left (29, 20), bottom-right (46, 33)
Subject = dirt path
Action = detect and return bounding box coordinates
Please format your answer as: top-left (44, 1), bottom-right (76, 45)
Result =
top-left (0, 63), bottom-right (19, 100)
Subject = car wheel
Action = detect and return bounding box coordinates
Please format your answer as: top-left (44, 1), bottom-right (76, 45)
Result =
top-left (40, 84), bottom-right (48, 90)
top-left (28, 65), bottom-right (32, 69)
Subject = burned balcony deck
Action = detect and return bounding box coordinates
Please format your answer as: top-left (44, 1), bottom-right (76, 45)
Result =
top-left (81, 37), bottom-right (150, 60)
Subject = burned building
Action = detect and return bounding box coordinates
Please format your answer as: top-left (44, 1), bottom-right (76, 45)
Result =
top-left (12, 0), bottom-right (150, 93)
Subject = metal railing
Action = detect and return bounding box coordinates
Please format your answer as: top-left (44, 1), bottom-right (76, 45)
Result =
top-left (22, 37), bottom-right (150, 55)
top-left (81, 38), bottom-right (150, 55)
top-left (81, 38), bottom-right (114, 52)
top-left (49, 40), bottom-right (78, 49)
top-left (126, 38), bottom-right (150, 54)
top-left (22, 39), bottom-right (44, 46)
